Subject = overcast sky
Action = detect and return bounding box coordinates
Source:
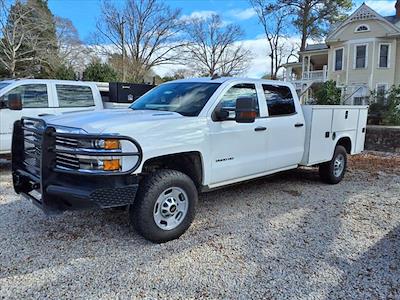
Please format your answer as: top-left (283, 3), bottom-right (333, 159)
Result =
top-left (47, 0), bottom-right (398, 78)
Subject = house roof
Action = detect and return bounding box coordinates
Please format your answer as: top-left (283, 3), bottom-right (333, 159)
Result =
top-left (304, 44), bottom-right (328, 51)
top-left (384, 15), bottom-right (400, 24)
top-left (326, 3), bottom-right (400, 41)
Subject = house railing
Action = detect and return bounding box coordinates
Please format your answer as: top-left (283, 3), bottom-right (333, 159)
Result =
top-left (285, 65), bottom-right (328, 83)
top-left (302, 67), bottom-right (327, 81)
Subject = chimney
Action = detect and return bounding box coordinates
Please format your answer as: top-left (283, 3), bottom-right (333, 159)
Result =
top-left (396, 0), bottom-right (400, 17)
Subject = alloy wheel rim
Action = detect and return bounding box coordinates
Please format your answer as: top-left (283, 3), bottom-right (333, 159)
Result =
top-left (153, 187), bottom-right (188, 230)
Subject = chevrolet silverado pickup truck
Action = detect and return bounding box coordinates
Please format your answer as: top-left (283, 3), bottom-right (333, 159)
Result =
top-left (11, 77), bottom-right (369, 243)
top-left (0, 79), bottom-right (154, 155)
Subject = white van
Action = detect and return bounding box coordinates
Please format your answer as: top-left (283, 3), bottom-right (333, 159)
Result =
top-left (0, 79), bottom-right (106, 154)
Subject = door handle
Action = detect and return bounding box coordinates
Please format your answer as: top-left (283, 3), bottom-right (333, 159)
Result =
top-left (254, 126), bottom-right (267, 132)
top-left (294, 123), bottom-right (304, 127)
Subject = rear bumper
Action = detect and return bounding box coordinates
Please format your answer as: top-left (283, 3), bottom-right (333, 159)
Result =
top-left (12, 118), bottom-right (141, 214)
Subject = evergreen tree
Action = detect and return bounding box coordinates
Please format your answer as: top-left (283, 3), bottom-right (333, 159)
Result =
top-left (26, 0), bottom-right (58, 77)
top-left (270, 0), bottom-right (352, 52)
top-left (83, 61), bottom-right (118, 82)
top-left (54, 64), bottom-right (76, 80)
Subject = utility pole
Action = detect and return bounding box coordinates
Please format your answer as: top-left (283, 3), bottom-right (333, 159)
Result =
top-left (121, 16), bottom-right (126, 82)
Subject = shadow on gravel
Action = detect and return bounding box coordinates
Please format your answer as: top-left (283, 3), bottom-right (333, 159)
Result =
top-left (233, 169), bottom-right (391, 299)
top-left (328, 224), bottom-right (400, 299)
top-left (2, 164), bottom-right (395, 299)
top-left (0, 167), bottom-right (323, 282)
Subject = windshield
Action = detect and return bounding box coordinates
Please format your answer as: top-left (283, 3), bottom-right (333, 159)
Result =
top-left (0, 82), bottom-right (11, 91)
top-left (130, 82), bottom-right (221, 116)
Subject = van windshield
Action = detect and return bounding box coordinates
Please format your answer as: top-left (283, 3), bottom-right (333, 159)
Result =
top-left (0, 82), bottom-right (11, 91)
top-left (130, 82), bottom-right (221, 116)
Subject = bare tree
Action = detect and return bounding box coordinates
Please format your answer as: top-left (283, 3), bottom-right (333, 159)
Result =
top-left (54, 17), bottom-right (88, 74)
top-left (94, 0), bottom-right (185, 83)
top-left (183, 14), bottom-right (250, 77)
top-left (0, 0), bottom-right (56, 77)
top-left (250, 0), bottom-right (297, 79)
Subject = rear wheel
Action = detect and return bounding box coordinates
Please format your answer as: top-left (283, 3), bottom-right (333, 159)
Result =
top-left (130, 169), bottom-right (197, 243)
top-left (319, 145), bottom-right (347, 184)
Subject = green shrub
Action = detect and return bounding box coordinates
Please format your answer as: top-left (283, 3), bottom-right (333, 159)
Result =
top-left (314, 80), bottom-right (341, 105)
top-left (383, 86), bottom-right (400, 126)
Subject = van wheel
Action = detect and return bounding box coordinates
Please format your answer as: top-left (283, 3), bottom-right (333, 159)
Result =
top-left (319, 145), bottom-right (347, 184)
top-left (130, 169), bottom-right (197, 243)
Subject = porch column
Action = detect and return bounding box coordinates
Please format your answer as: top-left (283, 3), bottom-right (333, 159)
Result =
top-left (302, 56), bottom-right (305, 79)
top-left (286, 66), bottom-right (292, 81)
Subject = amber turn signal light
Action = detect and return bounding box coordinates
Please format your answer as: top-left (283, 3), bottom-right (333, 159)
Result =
top-left (238, 111), bottom-right (257, 118)
top-left (103, 159), bottom-right (121, 171)
top-left (104, 139), bottom-right (120, 150)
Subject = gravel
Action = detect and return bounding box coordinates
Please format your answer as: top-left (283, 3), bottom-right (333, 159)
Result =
top-left (0, 153), bottom-right (399, 299)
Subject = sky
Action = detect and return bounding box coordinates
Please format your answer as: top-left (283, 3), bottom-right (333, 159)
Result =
top-left (46, 0), bottom-right (399, 78)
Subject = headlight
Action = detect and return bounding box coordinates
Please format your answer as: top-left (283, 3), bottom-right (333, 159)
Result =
top-left (77, 139), bottom-right (123, 171)
top-left (79, 138), bottom-right (121, 150)
top-left (55, 134), bottom-right (140, 174)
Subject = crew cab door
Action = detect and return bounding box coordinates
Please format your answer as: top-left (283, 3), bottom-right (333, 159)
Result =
top-left (0, 82), bottom-right (54, 153)
top-left (262, 84), bottom-right (305, 171)
top-left (208, 83), bottom-right (269, 184)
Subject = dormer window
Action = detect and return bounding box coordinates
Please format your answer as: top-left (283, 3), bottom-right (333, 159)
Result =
top-left (355, 24), bottom-right (370, 32)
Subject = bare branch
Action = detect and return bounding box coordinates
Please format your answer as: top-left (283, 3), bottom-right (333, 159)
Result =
top-left (250, 0), bottom-right (294, 79)
top-left (94, 0), bottom-right (185, 83)
top-left (182, 14), bottom-right (250, 76)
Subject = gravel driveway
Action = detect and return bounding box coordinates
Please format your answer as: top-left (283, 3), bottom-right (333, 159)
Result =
top-left (0, 153), bottom-right (399, 299)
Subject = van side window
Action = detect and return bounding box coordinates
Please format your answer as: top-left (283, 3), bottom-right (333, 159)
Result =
top-left (56, 85), bottom-right (95, 107)
top-left (263, 84), bottom-right (296, 116)
top-left (217, 84), bottom-right (259, 119)
top-left (4, 84), bottom-right (48, 108)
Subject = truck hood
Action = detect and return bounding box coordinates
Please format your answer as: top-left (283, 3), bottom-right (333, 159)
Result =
top-left (44, 109), bottom-right (184, 133)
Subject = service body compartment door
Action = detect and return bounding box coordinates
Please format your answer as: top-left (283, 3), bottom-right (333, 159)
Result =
top-left (332, 108), bottom-right (359, 131)
top-left (355, 108), bottom-right (368, 153)
top-left (307, 108), bottom-right (334, 164)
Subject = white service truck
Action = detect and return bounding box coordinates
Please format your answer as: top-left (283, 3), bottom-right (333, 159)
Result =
top-left (11, 77), bottom-right (368, 243)
top-left (0, 79), bottom-right (134, 155)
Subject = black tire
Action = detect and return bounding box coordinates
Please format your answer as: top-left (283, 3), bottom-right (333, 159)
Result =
top-left (319, 145), bottom-right (347, 184)
top-left (130, 169), bottom-right (198, 243)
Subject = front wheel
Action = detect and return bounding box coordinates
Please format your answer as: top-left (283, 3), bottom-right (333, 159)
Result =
top-left (130, 169), bottom-right (198, 243)
top-left (319, 145), bottom-right (347, 184)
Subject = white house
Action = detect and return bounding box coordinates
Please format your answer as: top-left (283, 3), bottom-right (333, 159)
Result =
top-left (284, 1), bottom-right (400, 104)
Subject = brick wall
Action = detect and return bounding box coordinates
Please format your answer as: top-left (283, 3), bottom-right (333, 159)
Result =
top-left (365, 126), bottom-right (400, 153)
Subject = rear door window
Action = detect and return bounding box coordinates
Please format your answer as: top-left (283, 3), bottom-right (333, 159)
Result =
top-left (3, 84), bottom-right (48, 108)
top-left (263, 84), bottom-right (296, 116)
top-left (56, 85), bottom-right (95, 107)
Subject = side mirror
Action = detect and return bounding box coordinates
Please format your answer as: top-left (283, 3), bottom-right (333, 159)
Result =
top-left (214, 108), bottom-right (230, 121)
top-left (8, 93), bottom-right (22, 110)
top-left (235, 96), bottom-right (257, 123)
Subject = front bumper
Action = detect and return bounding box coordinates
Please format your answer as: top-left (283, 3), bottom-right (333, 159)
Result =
top-left (12, 117), bottom-right (141, 214)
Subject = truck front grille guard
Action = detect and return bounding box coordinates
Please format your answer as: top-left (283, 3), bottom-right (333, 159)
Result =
top-left (14, 117), bottom-right (143, 177)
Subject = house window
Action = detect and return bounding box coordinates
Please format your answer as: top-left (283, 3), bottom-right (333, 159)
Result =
top-left (352, 86), bottom-right (368, 105)
top-left (379, 44), bottom-right (389, 68)
top-left (355, 24), bottom-right (369, 32)
top-left (376, 84), bottom-right (387, 105)
top-left (355, 45), bottom-right (367, 69)
top-left (335, 48), bottom-right (343, 71)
